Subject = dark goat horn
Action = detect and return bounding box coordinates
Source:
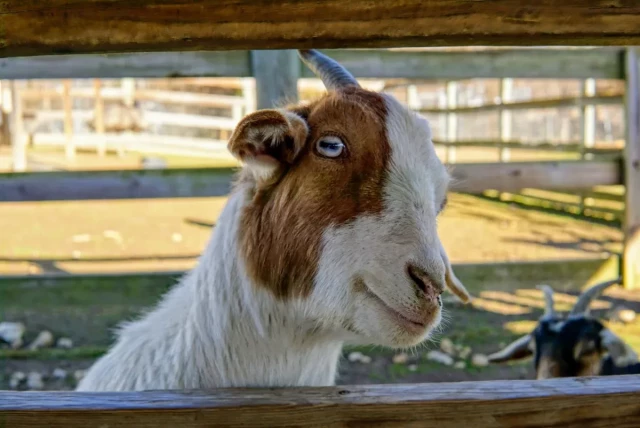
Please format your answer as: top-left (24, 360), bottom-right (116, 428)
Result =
top-left (298, 49), bottom-right (360, 91)
top-left (569, 277), bottom-right (622, 316)
top-left (536, 284), bottom-right (556, 318)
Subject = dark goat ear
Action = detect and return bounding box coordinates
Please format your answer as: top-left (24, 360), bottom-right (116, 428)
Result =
top-left (600, 329), bottom-right (639, 366)
top-left (487, 334), bottom-right (534, 363)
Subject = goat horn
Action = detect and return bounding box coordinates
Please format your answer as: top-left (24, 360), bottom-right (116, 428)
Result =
top-left (298, 50), bottom-right (360, 91)
top-left (487, 334), bottom-right (533, 363)
top-left (569, 277), bottom-right (622, 316)
top-left (536, 284), bottom-right (556, 318)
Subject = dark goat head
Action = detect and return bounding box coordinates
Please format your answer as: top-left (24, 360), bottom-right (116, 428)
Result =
top-left (487, 278), bottom-right (638, 379)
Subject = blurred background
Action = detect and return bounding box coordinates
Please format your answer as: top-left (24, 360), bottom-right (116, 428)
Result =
top-left (0, 47), bottom-right (636, 390)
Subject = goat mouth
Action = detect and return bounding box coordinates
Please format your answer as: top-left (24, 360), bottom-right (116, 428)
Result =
top-left (363, 286), bottom-right (428, 333)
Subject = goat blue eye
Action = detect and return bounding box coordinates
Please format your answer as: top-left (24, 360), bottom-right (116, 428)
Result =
top-left (316, 137), bottom-right (344, 158)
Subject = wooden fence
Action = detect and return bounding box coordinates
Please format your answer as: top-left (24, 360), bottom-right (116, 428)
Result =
top-left (0, 1), bottom-right (639, 425)
top-left (0, 48), bottom-right (637, 281)
top-left (0, 55), bottom-right (628, 221)
top-left (2, 376), bottom-right (640, 427)
top-left (0, 48), bottom-right (638, 279)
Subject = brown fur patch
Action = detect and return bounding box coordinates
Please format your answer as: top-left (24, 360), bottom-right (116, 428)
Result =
top-left (238, 88), bottom-right (390, 299)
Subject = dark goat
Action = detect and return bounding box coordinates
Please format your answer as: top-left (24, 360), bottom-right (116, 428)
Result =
top-left (487, 278), bottom-right (639, 379)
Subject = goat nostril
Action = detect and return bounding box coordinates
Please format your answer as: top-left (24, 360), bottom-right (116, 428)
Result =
top-left (407, 264), bottom-right (441, 297)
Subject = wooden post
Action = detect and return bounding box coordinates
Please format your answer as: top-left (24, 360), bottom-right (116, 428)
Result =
top-left (63, 80), bottom-right (74, 160)
top-left (406, 84), bottom-right (420, 110)
top-left (582, 78), bottom-right (597, 160)
top-left (437, 89), bottom-right (447, 143)
top-left (250, 50), bottom-right (299, 110)
top-left (241, 78), bottom-right (256, 115)
top-left (0, 81), bottom-right (9, 147)
top-left (118, 78), bottom-right (136, 157)
top-left (9, 81), bottom-right (26, 171)
top-left (93, 79), bottom-right (106, 156)
top-left (623, 47), bottom-right (640, 290)
top-left (577, 78), bottom-right (597, 212)
top-left (122, 77), bottom-right (135, 107)
top-left (499, 78), bottom-right (513, 162)
top-left (445, 81), bottom-right (457, 164)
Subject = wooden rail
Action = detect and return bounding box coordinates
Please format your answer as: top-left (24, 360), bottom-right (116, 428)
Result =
top-left (0, 48), bottom-right (626, 80)
top-left (420, 95), bottom-right (623, 115)
top-left (0, 168), bottom-right (236, 202)
top-left (0, 161), bottom-right (621, 202)
top-left (1, 376), bottom-right (639, 427)
top-left (2, 1), bottom-right (640, 57)
top-left (21, 87), bottom-right (246, 108)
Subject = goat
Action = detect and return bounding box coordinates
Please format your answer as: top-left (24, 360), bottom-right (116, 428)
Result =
top-left (487, 278), bottom-right (639, 379)
top-left (76, 49), bottom-right (472, 392)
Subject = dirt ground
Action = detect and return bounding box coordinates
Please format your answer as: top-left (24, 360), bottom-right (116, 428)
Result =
top-left (0, 193), bottom-right (623, 276)
top-left (0, 147), bottom-right (635, 391)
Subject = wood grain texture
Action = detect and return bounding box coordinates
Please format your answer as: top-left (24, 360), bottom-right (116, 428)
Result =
top-left (0, 167), bottom-right (237, 202)
top-left (420, 95), bottom-right (623, 115)
top-left (251, 50), bottom-right (300, 109)
top-left (306, 48), bottom-right (625, 80)
top-left (449, 160), bottom-right (621, 194)
top-left (0, 48), bottom-right (624, 80)
top-left (624, 48), bottom-right (640, 289)
top-left (1, 376), bottom-right (640, 427)
top-left (0, 161), bottom-right (621, 202)
top-left (1, 1), bottom-right (640, 57)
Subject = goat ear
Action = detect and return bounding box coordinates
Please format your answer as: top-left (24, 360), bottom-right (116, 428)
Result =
top-left (600, 328), bottom-right (639, 366)
top-left (487, 334), bottom-right (534, 363)
top-left (438, 241), bottom-right (472, 303)
top-left (228, 109), bottom-right (308, 183)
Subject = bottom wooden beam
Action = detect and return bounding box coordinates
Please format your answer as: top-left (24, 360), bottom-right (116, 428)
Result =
top-left (1, 376), bottom-right (639, 427)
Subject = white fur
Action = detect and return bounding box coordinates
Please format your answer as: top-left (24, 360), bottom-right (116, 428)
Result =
top-left (77, 93), bottom-right (458, 392)
top-left (308, 96), bottom-right (451, 348)
top-left (77, 186), bottom-right (343, 391)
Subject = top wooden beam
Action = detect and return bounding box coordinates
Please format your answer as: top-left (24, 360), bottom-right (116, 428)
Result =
top-left (1, 1), bottom-right (640, 58)
top-left (0, 48), bottom-right (625, 80)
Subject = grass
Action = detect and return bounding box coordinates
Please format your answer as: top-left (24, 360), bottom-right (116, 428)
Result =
top-left (0, 347), bottom-right (107, 360)
top-left (2, 260), bottom-right (639, 387)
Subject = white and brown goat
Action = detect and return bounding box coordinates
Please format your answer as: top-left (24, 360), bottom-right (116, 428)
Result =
top-left (487, 278), bottom-right (640, 379)
top-left (76, 49), bottom-right (471, 392)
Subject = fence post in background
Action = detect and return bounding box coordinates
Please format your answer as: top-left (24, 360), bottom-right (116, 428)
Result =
top-left (499, 78), bottom-right (513, 162)
top-left (579, 78), bottom-right (597, 213)
top-left (63, 80), bottom-right (74, 160)
top-left (623, 48), bottom-right (640, 290)
top-left (445, 81), bottom-right (458, 164)
top-left (9, 81), bottom-right (26, 171)
top-left (582, 78), bottom-right (597, 160)
top-left (406, 84), bottom-right (420, 110)
top-left (250, 50), bottom-right (299, 110)
top-left (122, 78), bottom-right (135, 107)
top-left (118, 78), bottom-right (136, 157)
top-left (0, 81), bottom-right (9, 147)
top-left (93, 79), bottom-right (106, 156)
top-left (241, 78), bottom-right (256, 115)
